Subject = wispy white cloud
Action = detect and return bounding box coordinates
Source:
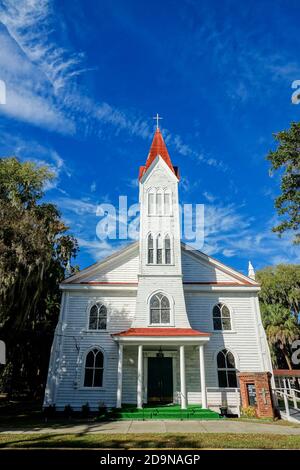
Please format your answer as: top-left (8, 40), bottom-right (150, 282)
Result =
top-left (0, 130), bottom-right (71, 190)
top-left (0, 26), bottom-right (74, 132)
top-left (203, 191), bottom-right (216, 203)
top-left (0, 0), bottom-right (88, 92)
top-left (76, 237), bottom-right (128, 261)
top-left (0, 0), bottom-right (227, 172)
top-left (199, 202), bottom-right (300, 267)
top-left (55, 197), bottom-right (97, 215)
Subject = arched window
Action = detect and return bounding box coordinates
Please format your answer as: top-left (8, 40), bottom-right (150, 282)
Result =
top-left (84, 348), bottom-right (104, 387)
top-left (156, 234), bottom-right (163, 264)
top-left (150, 293), bottom-right (170, 324)
top-left (156, 190), bottom-right (163, 215)
top-left (89, 303), bottom-right (107, 330)
top-left (217, 349), bottom-right (237, 387)
top-left (213, 303), bottom-right (231, 331)
top-left (165, 234), bottom-right (171, 264)
top-left (148, 190), bottom-right (155, 215)
top-left (148, 233), bottom-right (154, 264)
top-left (164, 190), bottom-right (171, 215)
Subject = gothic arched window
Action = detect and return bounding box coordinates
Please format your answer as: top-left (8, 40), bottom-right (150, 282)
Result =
top-left (148, 233), bottom-right (154, 264)
top-left (213, 303), bottom-right (231, 331)
top-left (156, 190), bottom-right (163, 215)
top-left (89, 303), bottom-right (107, 330)
top-left (156, 234), bottom-right (163, 264)
top-left (150, 293), bottom-right (170, 324)
top-left (164, 234), bottom-right (171, 264)
top-left (164, 190), bottom-right (171, 215)
top-left (217, 349), bottom-right (237, 388)
top-left (148, 189), bottom-right (155, 215)
top-left (84, 348), bottom-right (104, 387)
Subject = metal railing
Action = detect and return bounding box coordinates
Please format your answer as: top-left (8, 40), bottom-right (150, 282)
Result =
top-left (273, 387), bottom-right (300, 421)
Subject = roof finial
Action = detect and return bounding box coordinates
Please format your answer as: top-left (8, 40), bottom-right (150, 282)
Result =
top-left (248, 261), bottom-right (255, 280)
top-left (153, 112), bottom-right (163, 130)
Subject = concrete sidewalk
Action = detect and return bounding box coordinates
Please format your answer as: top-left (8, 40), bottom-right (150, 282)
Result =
top-left (1, 420), bottom-right (300, 435)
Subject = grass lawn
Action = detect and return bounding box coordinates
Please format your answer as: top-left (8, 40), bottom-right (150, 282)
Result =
top-left (0, 433), bottom-right (300, 449)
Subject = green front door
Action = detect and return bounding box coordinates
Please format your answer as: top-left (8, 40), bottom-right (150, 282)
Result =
top-left (147, 357), bottom-right (173, 404)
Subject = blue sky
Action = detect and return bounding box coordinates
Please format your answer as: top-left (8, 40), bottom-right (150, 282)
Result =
top-left (0, 0), bottom-right (299, 274)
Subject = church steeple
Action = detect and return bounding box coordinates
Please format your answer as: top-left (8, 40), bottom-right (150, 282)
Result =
top-left (133, 120), bottom-right (190, 329)
top-left (139, 128), bottom-right (179, 180)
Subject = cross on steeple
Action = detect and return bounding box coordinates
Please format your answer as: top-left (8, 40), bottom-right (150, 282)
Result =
top-left (153, 113), bottom-right (163, 130)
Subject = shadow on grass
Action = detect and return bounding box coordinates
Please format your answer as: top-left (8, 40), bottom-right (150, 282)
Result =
top-left (0, 433), bottom-right (300, 449)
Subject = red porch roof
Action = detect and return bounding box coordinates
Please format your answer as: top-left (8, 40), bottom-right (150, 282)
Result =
top-left (113, 328), bottom-right (210, 337)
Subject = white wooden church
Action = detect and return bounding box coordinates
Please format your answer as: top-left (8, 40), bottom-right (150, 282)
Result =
top-left (44, 125), bottom-right (273, 415)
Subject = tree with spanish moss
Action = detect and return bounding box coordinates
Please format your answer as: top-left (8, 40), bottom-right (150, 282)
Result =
top-left (267, 122), bottom-right (300, 244)
top-left (0, 157), bottom-right (78, 397)
top-left (256, 264), bottom-right (300, 369)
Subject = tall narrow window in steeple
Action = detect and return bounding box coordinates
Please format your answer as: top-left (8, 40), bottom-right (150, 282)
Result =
top-left (148, 233), bottom-right (154, 264)
top-left (165, 235), bottom-right (171, 264)
top-left (148, 190), bottom-right (155, 215)
top-left (157, 234), bottom-right (163, 264)
top-left (156, 191), bottom-right (163, 215)
top-left (164, 191), bottom-right (171, 215)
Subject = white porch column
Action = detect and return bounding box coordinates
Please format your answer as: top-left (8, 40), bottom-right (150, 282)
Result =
top-left (199, 344), bottom-right (207, 409)
top-left (180, 345), bottom-right (187, 409)
top-left (137, 344), bottom-right (143, 409)
top-left (116, 343), bottom-right (123, 409)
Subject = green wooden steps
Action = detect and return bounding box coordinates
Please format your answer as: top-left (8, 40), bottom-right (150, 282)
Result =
top-left (109, 404), bottom-right (221, 420)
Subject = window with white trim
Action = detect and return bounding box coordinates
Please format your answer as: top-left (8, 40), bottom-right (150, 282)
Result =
top-left (156, 190), bottom-right (163, 215)
top-left (213, 303), bottom-right (231, 331)
top-left (84, 348), bottom-right (104, 387)
top-left (89, 303), bottom-right (107, 330)
top-left (164, 190), bottom-right (171, 215)
top-left (148, 191), bottom-right (155, 215)
top-left (148, 233), bottom-right (154, 264)
top-left (165, 234), bottom-right (171, 264)
top-left (156, 234), bottom-right (163, 264)
top-left (150, 293), bottom-right (170, 324)
top-left (217, 349), bottom-right (237, 387)
top-left (147, 188), bottom-right (172, 215)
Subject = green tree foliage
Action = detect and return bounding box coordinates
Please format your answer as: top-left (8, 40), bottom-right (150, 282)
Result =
top-left (0, 157), bottom-right (78, 398)
top-left (256, 264), bottom-right (300, 369)
top-left (267, 122), bottom-right (300, 244)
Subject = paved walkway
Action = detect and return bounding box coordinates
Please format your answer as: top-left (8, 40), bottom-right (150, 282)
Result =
top-left (1, 420), bottom-right (300, 435)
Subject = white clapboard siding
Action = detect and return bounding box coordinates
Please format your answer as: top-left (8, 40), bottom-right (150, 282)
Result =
top-left (86, 254), bottom-right (139, 282)
top-left (133, 276), bottom-right (191, 328)
top-left (50, 292), bottom-right (136, 410)
top-left (206, 388), bottom-right (240, 414)
top-left (122, 347), bottom-right (138, 404)
top-left (184, 292), bottom-right (264, 375)
top-left (182, 250), bottom-right (243, 283)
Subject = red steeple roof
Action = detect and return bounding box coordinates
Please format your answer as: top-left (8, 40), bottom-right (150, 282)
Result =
top-left (139, 128), bottom-right (179, 180)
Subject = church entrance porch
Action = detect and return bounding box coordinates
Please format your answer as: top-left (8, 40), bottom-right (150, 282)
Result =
top-left (112, 327), bottom-right (211, 410)
top-left (147, 356), bottom-right (173, 404)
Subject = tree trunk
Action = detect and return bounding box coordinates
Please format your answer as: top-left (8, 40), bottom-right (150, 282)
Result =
top-left (283, 349), bottom-right (292, 370)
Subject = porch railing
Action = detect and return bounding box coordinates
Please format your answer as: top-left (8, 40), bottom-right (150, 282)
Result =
top-left (273, 387), bottom-right (300, 422)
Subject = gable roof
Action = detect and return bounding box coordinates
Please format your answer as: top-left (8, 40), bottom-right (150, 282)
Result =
top-left (181, 242), bottom-right (259, 286)
top-left (139, 128), bottom-right (179, 180)
top-left (62, 240), bottom-right (258, 287)
top-left (62, 241), bottom-right (139, 284)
